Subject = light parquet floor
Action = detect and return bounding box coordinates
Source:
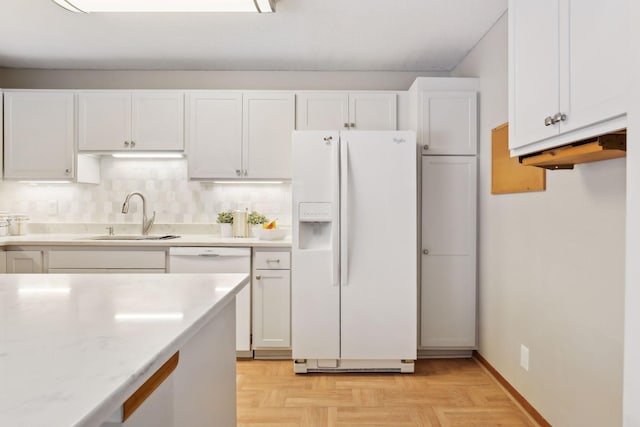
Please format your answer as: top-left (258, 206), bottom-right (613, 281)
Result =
top-left (237, 358), bottom-right (538, 427)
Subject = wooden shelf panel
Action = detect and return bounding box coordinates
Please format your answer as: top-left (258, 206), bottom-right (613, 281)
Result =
top-left (520, 133), bottom-right (626, 170)
top-left (491, 123), bottom-right (546, 194)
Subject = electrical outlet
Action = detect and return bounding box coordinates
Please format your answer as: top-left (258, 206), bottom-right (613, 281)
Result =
top-left (48, 200), bottom-right (58, 216)
top-left (520, 345), bottom-right (530, 371)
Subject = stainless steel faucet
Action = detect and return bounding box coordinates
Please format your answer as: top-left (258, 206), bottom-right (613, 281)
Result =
top-left (121, 192), bottom-right (155, 235)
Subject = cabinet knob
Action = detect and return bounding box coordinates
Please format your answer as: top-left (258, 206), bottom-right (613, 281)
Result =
top-left (423, 249), bottom-right (429, 255)
top-left (243, 170), bottom-right (248, 176)
top-left (544, 116), bottom-right (553, 127)
top-left (65, 168), bottom-right (70, 175)
top-left (344, 123), bottom-right (349, 129)
top-left (350, 123), bottom-right (355, 128)
top-left (551, 112), bottom-right (567, 124)
top-left (124, 141), bottom-right (130, 146)
top-left (255, 275), bottom-right (262, 280)
top-left (130, 141), bottom-right (136, 148)
top-left (423, 144), bottom-right (429, 151)
top-left (235, 169), bottom-right (241, 176)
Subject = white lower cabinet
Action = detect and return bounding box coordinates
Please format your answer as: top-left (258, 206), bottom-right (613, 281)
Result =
top-left (252, 249), bottom-right (291, 349)
top-left (5, 251), bottom-right (43, 273)
top-left (420, 156), bottom-right (477, 349)
top-left (47, 250), bottom-right (166, 273)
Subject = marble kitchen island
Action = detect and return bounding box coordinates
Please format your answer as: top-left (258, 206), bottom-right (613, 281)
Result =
top-left (0, 273), bottom-right (249, 427)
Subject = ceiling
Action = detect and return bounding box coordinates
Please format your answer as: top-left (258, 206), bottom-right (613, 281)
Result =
top-left (0, 0), bottom-right (507, 71)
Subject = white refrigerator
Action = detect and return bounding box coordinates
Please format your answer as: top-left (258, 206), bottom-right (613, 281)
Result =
top-left (292, 130), bottom-right (417, 373)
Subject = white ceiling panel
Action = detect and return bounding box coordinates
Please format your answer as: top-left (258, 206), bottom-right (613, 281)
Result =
top-left (0, 0), bottom-right (507, 71)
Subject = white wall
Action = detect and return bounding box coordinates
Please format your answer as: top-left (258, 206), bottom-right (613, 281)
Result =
top-left (452, 13), bottom-right (625, 426)
top-left (624, 0), bottom-right (640, 424)
top-left (0, 69), bottom-right (444, 90)
top-left (0, 157), bottom-right (292, 226)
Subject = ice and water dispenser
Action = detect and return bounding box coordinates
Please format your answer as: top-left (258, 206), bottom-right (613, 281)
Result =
top-left (297, 202), bottom-right (334, 250)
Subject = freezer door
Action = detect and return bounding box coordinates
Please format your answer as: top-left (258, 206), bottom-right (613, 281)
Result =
top-left (291, 131), bottom-right (341, 360)
top-left (339, 131), bottom-right (417, 360)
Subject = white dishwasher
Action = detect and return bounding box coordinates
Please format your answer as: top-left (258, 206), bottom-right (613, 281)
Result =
top-left (169, 247), bottom-right (252, 356)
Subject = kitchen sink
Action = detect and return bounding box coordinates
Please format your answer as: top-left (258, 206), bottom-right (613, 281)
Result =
top-left (83, 235), bottom-right (180, 241)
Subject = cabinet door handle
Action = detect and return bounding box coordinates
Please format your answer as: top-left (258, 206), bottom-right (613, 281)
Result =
top-left (423, 144), bottom-right (429, 151)
top-left (65, 168), bottom-right (71, 175)
top-left (235, 169), bottom-right (241, 176)
top-left (551, 112), bottom-right (566, 124)
top-left (266, 259), bottom-right (281, 263)
top-left (256, 275), bottom-right (284, 280)
top-left (544, 116), bottom-right (553, 126)
top-left (423, 249), bottom-right (429, 255)
top-left (350, 123), bottom-right (355, 128)
top-left (255, 275), bottom-right (261, 280)
top-left (124, 141), bottom-right (130, 146)
top-left (243, 170), bottom-right (248, 176)
top-left (130, 141), bottom-right (136, 148)
top-left (344, 123), bottom-right (349, 129)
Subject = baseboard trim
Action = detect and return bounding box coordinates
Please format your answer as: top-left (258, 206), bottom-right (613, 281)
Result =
top-left (473, 351), bottom-right (551, 427)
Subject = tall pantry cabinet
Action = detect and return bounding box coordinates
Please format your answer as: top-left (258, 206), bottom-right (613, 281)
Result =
top-left (409, 78), bottom-right (479, 354)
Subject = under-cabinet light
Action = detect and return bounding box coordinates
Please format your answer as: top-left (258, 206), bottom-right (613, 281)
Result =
top-left (52, 0), bottom-right (275, 13)
top-left (111, 153), bottom-right (184, 159)
top-left (19, 180), bottom-right (72, 185)
top-left (212, 180), bottom-right (284, 184)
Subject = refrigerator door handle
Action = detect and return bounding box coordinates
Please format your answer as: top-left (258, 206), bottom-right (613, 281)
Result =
top-left (340, 138), bottom-right (349, 287)
top-left (331, 137), bottom-right (341, 287)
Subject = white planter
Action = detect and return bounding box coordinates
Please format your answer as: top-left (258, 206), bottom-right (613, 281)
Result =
top-left (220, 223), bottom-right (232, 237)
top-left (250, 225), bottom-right (262, 238)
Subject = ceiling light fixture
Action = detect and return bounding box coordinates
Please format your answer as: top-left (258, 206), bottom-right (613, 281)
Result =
top-left (18, 180), bottom-right (72, 185)
top-left (52, 0), bottom-right (275, 13)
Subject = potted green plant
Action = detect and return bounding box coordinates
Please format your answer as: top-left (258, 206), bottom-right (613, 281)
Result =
top-left (247, 211), bottom-right (268, 237)
top-left (216, 211), bottom-right (233, 237)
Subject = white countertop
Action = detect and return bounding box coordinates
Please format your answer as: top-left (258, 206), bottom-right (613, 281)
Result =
top-left (0, 233), bottom-right (291, 248)
top-left (0, 273), bottom-right (250, 427)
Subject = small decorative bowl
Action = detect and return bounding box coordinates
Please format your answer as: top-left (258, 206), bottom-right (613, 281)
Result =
top-left (256, 228), bottom-right (288, 241)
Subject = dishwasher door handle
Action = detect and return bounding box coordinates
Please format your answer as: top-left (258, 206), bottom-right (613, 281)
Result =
top-left (197, 253), bottom-right (221, 257)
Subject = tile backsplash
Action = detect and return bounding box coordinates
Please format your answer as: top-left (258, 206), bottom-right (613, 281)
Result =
top-left (0, 157), bottom-right (292, 226)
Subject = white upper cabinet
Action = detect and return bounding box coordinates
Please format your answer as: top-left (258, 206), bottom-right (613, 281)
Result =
top-left (243, 92), bottom-right (295, 179)
top-left (186, 91), bottom-right (243, 179)
top-left (508, 0), bottom-right (560, 149)
top-left (419, 91), bottom-right (477, 155)
top-left (296, 92), bottom-right (349, 130)
top-left (409, 78), bottom-right (479, 155)
top-left (509, 0), bottom-right (628, 156)
top-left (296, 91), bottom-right (397, 131)
top-left (3, 91), bottom-right (75, 180)
top-left (348, 92), bottom-right (397, 130)
top-left (78, 91), bottom-right (184, 151)
top-left (186, 91), bottom-right (294, 179)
